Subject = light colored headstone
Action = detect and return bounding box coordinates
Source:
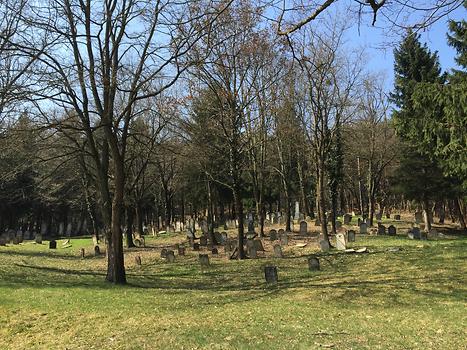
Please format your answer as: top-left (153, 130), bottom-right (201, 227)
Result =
top-left (273, 244), bottom-right (283, 258)
top-left (299, 221), bottom-right (307, 235)
top-left (336, 233), bottom-right (346, 251)
top-left (280, 232), bottom-right (288, 246)
top-left (294, 201), bottom-right (300, 220)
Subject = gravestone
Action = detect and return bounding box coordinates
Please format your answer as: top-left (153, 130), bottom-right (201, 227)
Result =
top-left (347, 230), bottom-right (356, 242)
top-left (199, 254), bottom-right (210, 267)
top-left (420, 231), bottom-right (428, 240)
top-left (13, 236), bottom-right (20, 245)
top-left (246, 239), bottom-right (255, 250)
top-left (200, 236), bottom-right (208, 246)
top-left (280, 232), bottom-right (288, 246)
top-left (80, 248), bottom-right (85, 259)
top-left (66, 222), bottom-right (72, 237)
top-left (412, 227), bottom-right (421, 240)
top-left (211, 248), bottom-right (218, 255)
top-left (166, 250), bottom-right (175, 262)
top-left (336, 233), bottom-right (346, 251)
top-left (388, 225), bottom-right (396, 236)
top-left (415, 212), bottom-right (423, 224)
top-left (308, 256), bottom-right (320, 271)
top-left (343, 214), bottom-right (352, 225)
top-left (269, 229), bottom-right (278, 241)
top-left (273, 244), bottom-right (283, 258)
top-left (214, 232), bottom-right (223, 245)
top-left (386, 213), bottom-right (391, 219)
top-left (160, 248), bottom-right (168, 258)
top-left (221, 232), bottom-right (228, 244)
top-left (0, 236), bottom-right (6, 246)
top-left (49, 240), bottom-right (57, 249)
top-left (200, 220), bottom-right (208, 235)
top-left (314, 219), bottom-right (321, 227)
top-left (359, 223), bottom-right (368, 234)
top-left (247, 245), bottom-right (257, 259)
top-left (35, 234), bottom-right (43, 244)
top-left (319, 240), bottom-right (330, 252)
top-left (377, 224), bottom-right (386, 235)
top-left (253, 239), bottom-right (265, 252)
top-left (299, 221), bottom-right (307, 235)
top-left (23, 231), bottom-right (31, 240)
top-left (94, 245), bottom-right (101, 256)
top-left (135, 256), bottom-right (142, 265)
top-left (335, 221), bottom-right (342, 229)
top-left (264, 266), bottom-right (278, 284)
top-left (16, 230), bottom-right (23, 243)
top-left (178, 246), bottom-right (186, 256)
top-left (394, 214), bottom-right (401, 220)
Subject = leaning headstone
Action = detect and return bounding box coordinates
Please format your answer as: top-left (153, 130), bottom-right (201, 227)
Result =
top-left (347, 230), bottom-right (356, 242)
top-left (135, 256), bottom-right (142, 265)
top-left (166, 250), bottom-right (175, 263)
top-left (336, 233), bottom-right (346, 251)
top-left (307, 256), bottom-right (320, 271)
top-left (178, 246), bottom-right (186, 256)
top-left (359, 223), bottom-right (368, 234)
top-left (388, 225), bottom-right (396, 236)
top-left (273, 244), bottom-right (283, 258)
top-left (377, 224), bottom-right (386, 235)
top-left (299, 221), bottom-right (307, 235)
top-left (160, 248), bottom-right (168, 258)
top-left (343, 214), bottom-right (352, 225)
top-left (264, 266), bottom-right (278, 284)
top-left (199, 254), bottom-right (210, 267)
top-left (394, 214), bottom-right (401, 220)
top-left (319, 240), bottom-right (330, 252)
top-left (49, 240), bottom-right (57, 249)
top-left (35, 234), bottom-right (43, 244)
top-left (269, 229), bottom-right (278, 241)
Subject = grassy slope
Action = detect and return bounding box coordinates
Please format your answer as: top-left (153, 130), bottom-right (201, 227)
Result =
top-left (0, 220), bottom-right (466, 349)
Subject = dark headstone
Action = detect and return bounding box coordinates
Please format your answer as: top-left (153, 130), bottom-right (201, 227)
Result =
top-left (199, 254), bottom-right (210, 267)
top-left (343, 214), bottom-right (352, 225)
top-left (377, 224), bottom-right (386, 235)
top-left (80, 248), bottom-right (85, 258)
top-left (0, 236), bottom-right (6, 246)
top-left (49, 240), bottom-right (57, 249)
top-left (319, 240), bottom-right (330, 252)
top-left (253, 239), bottom-right (264, 252)
top-left (35, 234), bottom-right (43, 244)
top-left (394, 214), bottom-right (401, 220)
top-left (269, 229), bottom-right (278, 241)
top-left (264, 266), bottom-right (278, 284)
top-left (94, 245), bottom-right (101, 256)
top-left (200, 236), bottom-right (208, 246)
top-left (360, 223), bottom-right (368, 234)
top-left (247, 245), bottom-right (257, 258)
top-left (308, 256), bottom-right (320, 271)
top-left (388, 225), bottom-right (396, 236)
top-left (166, 250), bottom-right (175, 262)
top-left (299, 221), bottom-right (307, 235)
top-left (347, 230), bottom-right (356, 242)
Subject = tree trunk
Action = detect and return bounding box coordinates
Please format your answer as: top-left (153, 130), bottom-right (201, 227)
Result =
top-left (317, 163), bottom-right (329, 243)
top-left (233, 188), bottom-right (245, 259)
top-left (422, 198), bottom-right (432, 232)
top-left (454, 198), bottom-right (466, 230)
top-left (126, 207), bottom-right (136, 248)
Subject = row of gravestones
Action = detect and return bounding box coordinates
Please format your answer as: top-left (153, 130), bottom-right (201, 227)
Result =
top-left (0, 230), bottom-right (43, 246)
top-left (264, 256), bottom-right (321, 284)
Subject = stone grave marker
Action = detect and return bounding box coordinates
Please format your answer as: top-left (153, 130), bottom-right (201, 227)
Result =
top-left (347, 230), bottom-right (356, 242)
top-left (376, 212), bottom-right (383, 221)
top-left (278, 229), bottom-right (285, 236)
top-left (343, 214), bottom-right (352, 225)
top-left (359, 223), bottom-right (368, 234)
top-left (314, 219), bottom-right (321, 227)
top-left (336, 233), bottom-right (346, 250)
top-left (49, 240), bottom-right (57, 249)
top-left (415, 212), bottom-right (423, 224)
top-left (166, 250), bottom-right (175, 263)
top-left (253, 239), bottom-right (264, 252)
top-left (377, 224), bottom-right (386, 235)
top-left (214, 232), bottom-right (223, 245)
top-left (299, 221), bottom-right (307, 235)
top-left (294, 201), bottom-right (300, 221)
top-left (308, 256), bottom-right (320, 271)
top-left (92, 235), bottom-right (98, 246)
top-left (386, 213), bottom-right (391, 219)
top-left (319, 240), bottom-right (330, 252)
top-left (280, 232), bottom-right (288, 246)
top-left (247, 245), bottom-right (257, 259)
top-left (94, 245), bottom-right (101, 256)
top-left (16, 230), bottom-right (23, 243)
top-left (394, 214), bottom-right (401, 220)
top-left (35, 234), bottom-right (43, 244)
top-left (388, 225), bottom-right (396, 236)
top-left (269, 229), bottom-right (278, 241)
top-left (23, 231), bottom-right (31, 240)
top-left (412, 227), bottom-right (421, 239)
top-left (264, 266), bottom-right (278, 284)
top-left (0, 236), bottom-right (6, 246)
top-left (273, 244), bottom-right (283, 258)
top-left (135, 256), bottom-right (142, 265)
top-left (199, 254), bottom-right (210, 267)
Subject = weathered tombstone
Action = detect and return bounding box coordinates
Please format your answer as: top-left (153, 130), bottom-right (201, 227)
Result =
top-left (347, 230), bottom-right (356, 242)
top-left (80, 248), bottom-right (85, 258)
top-left (319, 239), bottom-right (330, 252)
top-left (193, 243), bottom-right (200, 251)
top-left (359, 223), bottom-right (368, 234)
top-left (211, 248), bottom-right (218, 255)
top-left (264, 266), bottom-right (278, 284)
top-left (49, 240), bottom-right (57, 249)
top-left (199, 254), bottom-right (210, 267)
top-left (246, 239), bottom-right (255, 250)
top-left (221, 232), bottom-right (228, 244)
top-left (388, 225), bottom-right (397, 236)
top-left (278, 229), bottom-right (285, 235)
top-left (412, 227), bottom-right (421, 239)
top-left (307, 256), bottom-right (320, 271)
top-left (247, 245), bottom-right (257, 259)
top-left (160, 248), bottom-right (168, 258)
top-left (335, 221), bottom-right (342, 229)
top-left (269, 229), bottom-right (278, 241)
top-left (35, 233), bottom-right (43, 244)
top-left (273, 244), bottom-right (283, 258)
top-left (415, 212), bottom-right (423, 224)
top-left (343, 214), bottom-right (352, 225)
top-left (336, 233), bottom-right (346, 251)
top-left (23, 230), bottom-right (31, 240)
top-left (135, 256), bottom-right (142, 265)
top-left (377, 224), bottom-right (386, 235)
top-left (166, 250), bottom-right (176, 263)
top-left (200, 235), bottom-right (208, 246)
top-left (253, 239), bottom-right (265, 252)
top-left (178, 246), bottom-right (186, 256)
top-left (94, 245), bottom-right (101, 256)
top-left (299, 221), bottom-right (307, 235)
top-left (394, 214), bottom-right (401, 220)
top-left (200, 220), bottom-right (208, 235)
top-left (16, 230), bottom-right (23, 243)
top-left (280, 232), bottom-right (288, 246)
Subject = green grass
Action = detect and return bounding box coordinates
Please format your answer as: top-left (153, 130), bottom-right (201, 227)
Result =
top-left (0, 224), bottom-right (466, 349)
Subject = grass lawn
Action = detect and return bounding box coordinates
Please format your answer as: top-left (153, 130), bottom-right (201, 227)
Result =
top-left (0, 221), bottom-right (466, 349)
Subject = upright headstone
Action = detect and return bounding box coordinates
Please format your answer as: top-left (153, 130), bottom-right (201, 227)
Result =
top-left (23, 230), bottom-right (31, 240)
top-left (166, 250), bottom-right (175, 263)
top-left (264, 266), bottom-right (278, 284)
top-left (269, 229), bottom-right (278, 241)
top-left (0, 236), bottom-right (6, 246)
top-left (359, 223), bottom-right (368, 234)
top-left (199, 254), bottom-right (210, 267)
top-left (200, 236), bottom-right (208, 246)
top-left (336, 233), bottom-right (346, 251)
top-left (319, 239), bottom-right (330, 252)
top-left (92, 234), bottom-right (98, 246)
top-left (343, 214), bottom-right (352, 225)
top-left (412, 227), bottom-right (421, 240)
top-left (94, 245), bottom-right (101, 256)
top-left (247, 245), bottom-right (257, 259)
top-left (35, 233), bottom-right (43, 244)
top-left (335, 221), bottom-right (342, 229)
top-left (347, 230), bottom-right (356, 242)
top-left (377, 224), bottom-right (386, 235)
top-left (49, 240), bottom-right (57, 249)
top-left (273, 244), bottom-right (283, 258)
top-left (299, 221), bottom-right (307, 235)
top-left (308, 256), bottom-right (320, 271)
top-left (415, 212), bottom-right (423, 224)
top-left (394, 214), bottom-right (401, 220)
top-left (388, 225), bottom-right (396, 236)
top-left (280, 232), bottom-right (288, 246)
top-left (16, 230), bottom-right (23, 243)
